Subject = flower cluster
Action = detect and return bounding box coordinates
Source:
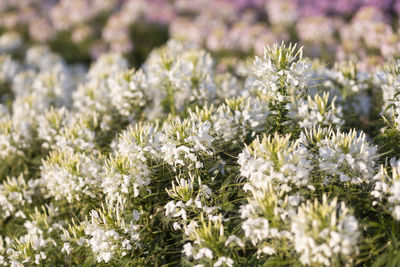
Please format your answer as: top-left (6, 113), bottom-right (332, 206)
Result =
top-left (372, 159), bottom-right (400, 220)
top-left (238, 131), bottom-right (363, 265)
top-left (292, 195), bottom-right (359, 266)
top-left (142, 41), bottom-right (218, 118)
top-left (287, 92), bottom-right (344, 129)
top-left (317, 130), bottom-right (377, 184)
top-left (3, 0), bottom-right (400, 71)
top-left (1, 37), bottom-right (400, 266)
top-left (238, 133), bottom-right (313, 192)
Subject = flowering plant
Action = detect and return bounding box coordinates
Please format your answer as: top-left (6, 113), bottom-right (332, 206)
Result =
top-left (1, 32), bottom-right (400, 266)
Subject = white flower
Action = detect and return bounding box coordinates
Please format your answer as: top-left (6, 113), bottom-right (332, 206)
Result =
top-left (40, 150), bottom-right (103, 203)
top-left (373, 159), bottom-right (400, 220)
top-left (132, 210), bottom-right (141, 221)
top-left (375, 60), bottom-right (400, 118)
top-left (317, 130), bottom-right (377, 184)
top-left (194, 247), bottom-right (213, 260)
top-left (143, 40), bottom-right (216, 118)
top-left (259, 246), bottom-right (275, 255)
top-left (266, 0), bottom-right (298, 26)
top-left (322, 62), bottom-right (372, 118)
top-left (225, 235), bottom-right (244, 248)
top-left (242, 217), bottom-right (270, 245)
top-left (0, 32), bottom-right (22, 53)
top-left (212, 97), bottom-right (270, 143)
top-left (291, 195), bottom-right (359, 266)
top-left (61, 243), bottom-right (71, 255)
top-left (84, 200), bottom-right (141, 263)
top-left (287, 92), bottom-right (344, 129)
top-left (183, 242), bottom-right (194, 257)
top-left (239, 133), bottom-right (313, 192)
top-left (165, 201), bottom-right (177, 216)
top-left (160, 118), bottom-right (214, 170)
top-left (214, 256), bottom-right (234, 267)
top-left (244, 42), bottom-right (311, 104)
top-left (0, 55), bottom-right (19, 82)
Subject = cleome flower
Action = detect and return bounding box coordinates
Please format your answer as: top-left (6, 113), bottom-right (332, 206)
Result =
top-left (0, 31), bottom-right (22, 53)
top-left (102, 152), bottom-right (151, 202)
top-left (375, 60), bottom-right (400, 118)
top-left (321, 61), bottom-right (372, 122)
top-left (372, 158), bottom-right (400, 220)
top-left (165, 173), bottom-right (217, 230)
top-left (107, 68), bottom-right (148, 120)
top-left (291, 195), bottom-right (359, 266)
top-left (0, 174), bottom-right (38, 220)
top-left (73, 53), bottom-right (128, 115)
top-left (238, 133), bottom-right (313, 193)
top-left (240, 182), bottom-right (296, 258)
top-left (0, 54), bottom-right (19, 83)
top-left (287, 92), bottom-right (344, 130)
top-left (160, 117), bottom-right (214, 171)
top-left (244, 42), bottom-right (312, 105)
top-left (212, 96), bottom-right (270, 144)
top-left (316, 129), bottom-right (377, 184)
top-left (0, 36), bottom-right (399, 266)
top-left (40, 150), bottom-right (103, 203)
top-left (110, 122), bottom-right (161, 162)
top-left (376, 61), bottom-right (400, 130)
top-left (64, 199), bottom-right (142, 264)
top-left (143, 40), bottom-right (217, 118)
top-left (6, 205), bottom-right (63, 266)
top-left (182, 214), bottom-right (240, 266)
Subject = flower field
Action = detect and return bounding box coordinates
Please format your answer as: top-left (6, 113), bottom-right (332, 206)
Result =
top-left (1, 0), bottom-right (400, 266)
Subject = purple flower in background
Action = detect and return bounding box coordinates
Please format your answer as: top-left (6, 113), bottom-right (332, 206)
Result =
top-left (296, 0), bottom-right (397, 17)
top-left (395, 0), bottom-right (400, 13)
top-left (220, 0), bottom-right (266, 9)
top-left (1, 0), bottom-right (400, 70)
top-left (295, 0), bottom-right (358, 16)
top-left (364, 0), bottom-right (394, 11)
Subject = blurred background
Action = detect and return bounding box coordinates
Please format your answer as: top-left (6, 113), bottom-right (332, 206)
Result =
top-left (1, 0), bottom-right (400, 70)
